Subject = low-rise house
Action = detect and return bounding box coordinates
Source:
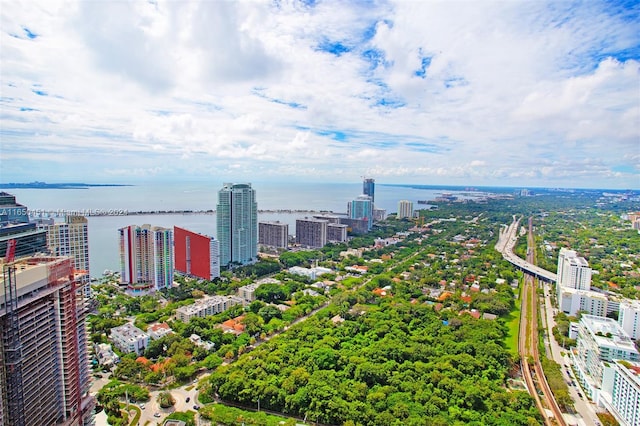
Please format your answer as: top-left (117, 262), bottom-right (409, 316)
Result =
top-left (289, 266), bottom-right (333, 280)
top-left (190, 334), bottom-right (215, 351)
top-left (147, 322), bottom-right (172, 340)
top-left (94, 343), bottom-right (120, 367)
top-left (373, 287), bottom-right (392, 297)
top-left (345, 265), bottom-right (368, 274)
top-left (219, 316), bottom-right (246, 335)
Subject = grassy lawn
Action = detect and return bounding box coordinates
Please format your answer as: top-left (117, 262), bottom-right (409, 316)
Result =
top-left (200, 404), bottom-right (303, 426)
top-left (503, 283), bottom-right (522, 358)
top-left (120, 403), bottom-right (141, 426)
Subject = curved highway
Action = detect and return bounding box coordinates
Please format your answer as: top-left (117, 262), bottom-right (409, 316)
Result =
top-left (496, 217), bottom-right (557, 283)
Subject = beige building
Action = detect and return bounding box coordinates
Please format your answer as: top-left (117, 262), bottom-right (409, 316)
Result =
top-left (175, 295), bottom-right (244, 323)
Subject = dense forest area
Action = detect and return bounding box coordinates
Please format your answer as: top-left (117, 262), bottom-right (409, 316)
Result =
top-left (202, 299), bottom-right (540, 426)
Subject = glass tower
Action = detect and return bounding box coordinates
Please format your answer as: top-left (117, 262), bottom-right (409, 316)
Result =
top-left (349, 195), bottom-right (373, 230)
top-left (217, 183), bottom-right (258, 267)
top-left (363, 178), bottom-right (375, 202)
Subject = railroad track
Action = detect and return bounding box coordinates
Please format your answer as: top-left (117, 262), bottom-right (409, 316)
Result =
top-left (518, 218), bottom-right (567, 426)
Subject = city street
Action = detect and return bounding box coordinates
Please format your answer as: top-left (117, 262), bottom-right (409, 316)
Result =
top-left (541, 282), bottom-right (600, 426)
top-left (92, 373), bottom-right (202, 426)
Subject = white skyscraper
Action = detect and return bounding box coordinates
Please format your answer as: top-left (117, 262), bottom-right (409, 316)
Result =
top-left (556, 248), bottom-right (591, 300)
top-left (397, 200), bottom-right (414, 219)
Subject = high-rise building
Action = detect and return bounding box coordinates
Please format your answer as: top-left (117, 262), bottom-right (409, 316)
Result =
top-left (363, 178), bottom-right (375, 203)
top-left (601, 360), bottom-right (640, 426)
top-left (373, 208), bottom-right (387, 222)
top-left (174, 226), bottom-right (220, 281)
top-left (0, 222), bottom-right (48, 259)
top-left (38, 215), bottom-right (91, 295)
top-left (556, 248), bottom-right (592, 300)
top-left (339, 217), bottom-right (370, 235)
top-left (0, 192), bottom-right (29, 224)
top-left (327, 223), bottom-right (348, 243)
top-left (259, 221), bottom-right (288, 249)
top-left (217, 183), bottom-right (258, 267)
top-left (348, 195), bottom-right (373, 230)
top-left (42, 216), bottom-right (89, 272)
top-left (397, 200), bottom-right (414, 219)
top-left (296, 218), bottom-right (328, 248)
top-left (0, 256), bottom-right (94, 426)
top-left (119, 224), bottom-right (174, 293)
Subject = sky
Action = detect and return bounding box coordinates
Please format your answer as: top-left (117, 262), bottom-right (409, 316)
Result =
top-left (1, 0), bottom-right (639, 189)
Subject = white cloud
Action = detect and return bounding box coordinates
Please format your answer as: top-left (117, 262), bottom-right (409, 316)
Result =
top-left (0, 0), bottom-right (638, 188)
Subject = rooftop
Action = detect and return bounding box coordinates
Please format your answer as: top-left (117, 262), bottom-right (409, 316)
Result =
top-left (111, 323), bottom-right (148, 342)
top-left (615, 360), bottom-right (640, 387)
top-left (581, 314), bottom-right (637, 350)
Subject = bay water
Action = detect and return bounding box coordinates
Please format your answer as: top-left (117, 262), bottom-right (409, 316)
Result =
top-left (7, 181), bottom-right (490, 277)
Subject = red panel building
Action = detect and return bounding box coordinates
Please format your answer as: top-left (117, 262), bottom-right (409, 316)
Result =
top-left (174, 226), bottom-right (220, 281)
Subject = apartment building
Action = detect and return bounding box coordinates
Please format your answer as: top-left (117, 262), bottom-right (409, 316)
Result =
top-left (110, 323), bottom-right (150, 356)
top-left (397, 200), bottom-right (414, 219)
top-left (217, 183), bottom-right (258, 266)
top-left (296, 218), bottom-right (328, 248)
top-left (119, 224), bottom-right (174, 293)
top-left (0, 256), bottom-right (93, 426)
top-left (174, 226), bottom-right (220, 281)
top-left (175, 295), bottom-right (244, 323)
top-left (619, 300), bottom-right (640, 340)
top-left (327, 223), bottom-right (348, 243)
top-left (558, 287), bottom-right (620, 317)
top-left (258, 221), bottom-right (288, 249)
top-left (600, 360), bottom-right (640, 426)
top-left (571, 315), bottom-right (640, 401)
top-left (238, 283), bottom-right (262, 302)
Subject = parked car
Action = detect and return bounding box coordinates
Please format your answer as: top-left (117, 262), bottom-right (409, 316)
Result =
top-left (186, 397), bottom-right (190, 403)
top-left (153, 413), bottom-right (161, 418)
top-left (193, 405), bottom-right (200, 410)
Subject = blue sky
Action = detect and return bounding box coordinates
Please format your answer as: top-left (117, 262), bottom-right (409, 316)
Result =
top-left (1, 0), bottom-right (638, 189)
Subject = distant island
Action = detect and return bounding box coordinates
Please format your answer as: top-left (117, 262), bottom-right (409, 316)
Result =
top-left (0, 182), bottom-right (132, 189)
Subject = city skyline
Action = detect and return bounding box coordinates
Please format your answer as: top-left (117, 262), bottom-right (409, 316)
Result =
top-left (1, 1), bottom-right (638, 189)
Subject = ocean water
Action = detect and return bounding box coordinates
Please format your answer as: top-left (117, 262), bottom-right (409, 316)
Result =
top-left (7, 181), bottom-right (489, 277)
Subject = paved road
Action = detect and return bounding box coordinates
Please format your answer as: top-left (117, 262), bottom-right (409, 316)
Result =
top-left (540, 282), bottom-right (600, 426)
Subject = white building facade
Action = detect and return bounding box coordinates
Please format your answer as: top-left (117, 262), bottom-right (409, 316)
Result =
top-left (397, 200), bottom-right (414, 219)
top-left (558, 287), bottom-right (620, 317)
top-left (110, 323), bottom-right (150, 356)
top-left (601, 360), bottom-right (640, 426)
top-left (175, 295), bottom-right (244, 323)
top-left (556, 248), bottom-right (592, 300)
top-left (619, 300), bottom-right (640, 340)
top-left (571, 315), bottom-right (640, 401)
